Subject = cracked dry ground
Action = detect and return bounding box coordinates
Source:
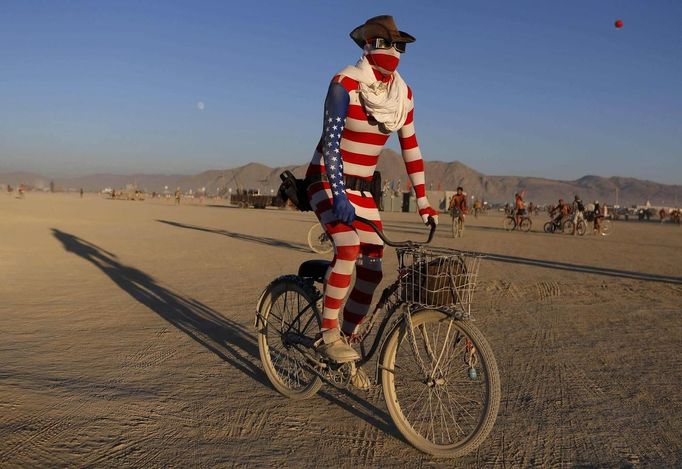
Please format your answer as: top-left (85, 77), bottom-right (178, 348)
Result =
top-left (1, 194), bottom-right (681, 467)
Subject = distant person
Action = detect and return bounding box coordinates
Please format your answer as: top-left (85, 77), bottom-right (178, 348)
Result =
top-left (659, 208), bottom-right (667, 223)
top-left (550, 198), bottom-right (567, 227)
top-left (528, 202), bottom-right (535, 216)
top-left (571, 194), bottom-right (585, 235)
top-left (80, 188), bottom-right (84, 199)
top-left (175, 189), bottom-right (181, 205)
top-left (514, 192), bottom-right (526, 227)
top-left (592, 200), bottom-right (603, 234)
top-left (449, 187), bottom-right (468, 226)
top-left (473, 199), bottom-right (482, 218)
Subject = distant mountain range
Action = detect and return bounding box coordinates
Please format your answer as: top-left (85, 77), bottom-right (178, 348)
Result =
top-left (1, 150), bottom-right (680, 206)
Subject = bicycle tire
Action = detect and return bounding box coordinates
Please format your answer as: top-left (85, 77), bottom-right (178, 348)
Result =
top-left (257, 276), bottom-right (323, 399)
top-left (543, 221), bottom-right (554, 234)
top-left (576, 220), bottom-right (586, 236)
top-left (562, 220), bottom-right (574, 234)
top-left (519, 217), bottom-right (532, 233)
top-left (307, 223), bottom-right (333, 254)
top-left (503, 217), bottom-right (515, 232)
top-left (381, 310), bottom-right (500, 458)
top-left (451, 218), bottom-right (463, 238)
top-left (600, 219), bottom-right (613, 236)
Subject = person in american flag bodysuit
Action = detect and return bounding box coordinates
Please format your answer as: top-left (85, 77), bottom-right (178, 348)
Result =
top-left (305, 15), bottom-right (438, 374)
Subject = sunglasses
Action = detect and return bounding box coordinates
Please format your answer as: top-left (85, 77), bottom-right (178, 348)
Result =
top-left (369, 37), bottom-right (407, 53)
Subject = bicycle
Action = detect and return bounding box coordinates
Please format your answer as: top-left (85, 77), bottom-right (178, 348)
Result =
top-left (255, 216), bottom-right (500, 458)
top-left (584, 212), bottom-right (613, 237)
top-left (503, 214), bottom-right (532, 232)
top-left (562, 218), bottom-right (587, 236)
top-left (307, 222), bottom-right (333, 254)
top-left (543, 217), bottom-right (565, 234)
top-left (450, 207), bottom-right (464, 238)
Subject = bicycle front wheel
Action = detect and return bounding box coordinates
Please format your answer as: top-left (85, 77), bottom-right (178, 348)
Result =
top-left (381, 310), bottom-right (500, 458)
top-left (257, 277), bottom-right (323, 399)
top-left (519, 217), bottom-right (532, 232)
top-left (576, 220), bottom-right (586, 236)
top-left (307, 223), bottom-right (333, 254)
top-left (563, 219), bottom-right (574, 234)
top-left (503, 217), bottom-right (515, 232)
top-left (600, 219), bottom-right (613, 236)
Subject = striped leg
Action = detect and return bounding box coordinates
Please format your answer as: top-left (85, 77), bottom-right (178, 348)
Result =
top-left (309, 182), bottom-right (360, 332)
top-left (341, 242), bottom-right (383, 335)
top-left (341, 195), bottom-right (384, 335)
top-left (319, 225), bottom-right (359, 331)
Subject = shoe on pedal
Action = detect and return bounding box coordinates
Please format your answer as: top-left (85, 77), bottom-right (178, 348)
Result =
top-left (350, 366), bottom-right (371, 391)
top-left (316, 329), bottom-right (360, 363)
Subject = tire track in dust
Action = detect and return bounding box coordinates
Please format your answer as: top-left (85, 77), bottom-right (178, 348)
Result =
top-left (0, 325), bottom-right (179, 467)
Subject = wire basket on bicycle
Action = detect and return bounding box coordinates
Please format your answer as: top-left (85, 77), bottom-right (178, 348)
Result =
top-left (397, 246), bottom-right (482, 317)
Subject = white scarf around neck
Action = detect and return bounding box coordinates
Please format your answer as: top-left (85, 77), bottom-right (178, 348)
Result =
top-left (338, 56), bottom-right (409, 132)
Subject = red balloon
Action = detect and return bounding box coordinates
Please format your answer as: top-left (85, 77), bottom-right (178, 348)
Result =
top-left (614, 19), bottom-right (623, 29)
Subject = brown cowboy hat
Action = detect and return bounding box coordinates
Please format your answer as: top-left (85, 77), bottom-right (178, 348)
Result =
top-left (349, 15), bottom-right (416, 49)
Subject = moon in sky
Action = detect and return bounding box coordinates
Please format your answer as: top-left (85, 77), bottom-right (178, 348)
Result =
top-left (196, 101), bottom-right (205, 111)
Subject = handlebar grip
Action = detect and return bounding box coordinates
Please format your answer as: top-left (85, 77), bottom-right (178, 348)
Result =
top-left (354, 215), bottom-right (436, 248)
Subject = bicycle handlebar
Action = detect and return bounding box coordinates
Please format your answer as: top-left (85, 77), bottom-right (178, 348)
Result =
top-left (354, 215), bottom-right (437, 248)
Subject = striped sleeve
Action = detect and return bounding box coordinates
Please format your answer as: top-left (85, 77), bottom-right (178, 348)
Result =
top-left (398, 87), bottom-right (429, 212)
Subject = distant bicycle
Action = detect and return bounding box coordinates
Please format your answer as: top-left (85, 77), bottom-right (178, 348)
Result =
top-left (503, 214), bottom-right (532, 232)
top-left (562, 219), bottom-right (587, 236)
top-left (307, 223), bottom-right (333, 254)
top-left (584, 212), bottom-right (613, 237)
top-left (543, 217), bottom-right (565, 234)
top-left (450, 207), bottom-right (464, 238)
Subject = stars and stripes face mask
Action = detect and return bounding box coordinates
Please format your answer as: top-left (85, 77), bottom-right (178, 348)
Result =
top-left (365, 44), bottom-right (401, 75)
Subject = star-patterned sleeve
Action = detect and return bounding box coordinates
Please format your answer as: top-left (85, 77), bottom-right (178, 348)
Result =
top-left (322, 82), bottom-right (349, 197)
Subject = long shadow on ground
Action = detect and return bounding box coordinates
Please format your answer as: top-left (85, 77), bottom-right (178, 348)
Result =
top-left (378, 223), bottom-right (681, 285)
top-left (51, 229), bottom-right (398, 441)
top-left (478, 251), bottom-right (682, 285)
top-left (157, 219), bottom-right (311, 253)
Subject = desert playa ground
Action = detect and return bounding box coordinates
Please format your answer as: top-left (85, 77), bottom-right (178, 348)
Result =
top-left (1, 193), bottom-right (680, 468)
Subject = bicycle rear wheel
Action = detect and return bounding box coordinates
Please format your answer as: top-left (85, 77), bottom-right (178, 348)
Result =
top-left (543, 221), bottom-right (554, 233)
top-left (308, 223), bottom-right (333, 254)
top-left (381, 310), bottom-right (500, 458)
top-left (257, 276), bottom-right (323, 399)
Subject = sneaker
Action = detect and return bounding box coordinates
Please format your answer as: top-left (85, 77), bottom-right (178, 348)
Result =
top-left (350, 366), bottom-right (371, 391)
top-left (316, 329), bottom-right (359, 363)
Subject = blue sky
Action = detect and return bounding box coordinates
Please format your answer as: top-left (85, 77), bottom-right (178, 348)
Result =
top-left (1, 1), bottom-right (680, 183)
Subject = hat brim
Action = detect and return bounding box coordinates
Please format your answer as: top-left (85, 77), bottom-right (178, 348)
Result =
top-left (349, 25), bottom-right (416, 49)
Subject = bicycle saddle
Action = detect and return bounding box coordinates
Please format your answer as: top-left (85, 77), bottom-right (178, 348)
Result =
top-left (298, 260), bottom-right (330, 283)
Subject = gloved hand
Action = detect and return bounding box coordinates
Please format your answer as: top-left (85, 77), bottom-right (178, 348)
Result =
top-left (333, 191), bottom-right (356, 225)
top-left (419, 205), bottom-right (439, 225)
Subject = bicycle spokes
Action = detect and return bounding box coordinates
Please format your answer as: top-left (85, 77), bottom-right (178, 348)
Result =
top-left (395, 318), bottom-right (488, 444)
